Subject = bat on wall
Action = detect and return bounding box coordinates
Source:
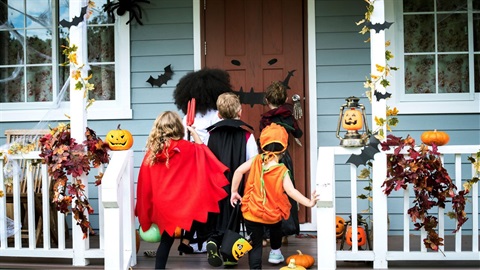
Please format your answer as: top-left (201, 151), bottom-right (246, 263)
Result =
top-left (282, 70), bottom-right (296, 89)
top-left (366, 21), bottom-right (394, 33)
top-left (346, 135), bottom-right (381, 167)
top-left (59, 6), bottom-right (88, 28)
top-left (147, 64), bottom-right (174, 87)
top-left (234, 87), bottom-right (265, 108)
top-left (374, 90), bottom-right (392, 101)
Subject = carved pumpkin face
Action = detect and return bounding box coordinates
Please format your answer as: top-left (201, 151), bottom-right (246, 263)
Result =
top-left (342, 108), bottom-right (363, 131)
top-left (336, 216), bottom-right (346, 239)
top-left (106, 124), bottom-right (134, 150)
top-left (345, 226), bottom-right (367, 246)
top-left (231, 238), bottom-right (252, 260)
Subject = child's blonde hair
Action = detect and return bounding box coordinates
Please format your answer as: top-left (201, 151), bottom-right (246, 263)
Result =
top-left (146, 111), bottom-right (185, 166)
top-left (216, 92), bottom-right (242, 119)
top-left (264, 81), bottom-right (287, 107)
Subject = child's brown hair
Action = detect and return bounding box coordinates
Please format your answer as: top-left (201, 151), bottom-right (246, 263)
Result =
top-left (216, 92), bottom-right (242, 119)
top-left (264, 81), bottom-right (287, 107)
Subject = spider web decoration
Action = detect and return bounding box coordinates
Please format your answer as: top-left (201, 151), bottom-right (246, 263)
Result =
top-left (103, 0), bottom-right (151, 25)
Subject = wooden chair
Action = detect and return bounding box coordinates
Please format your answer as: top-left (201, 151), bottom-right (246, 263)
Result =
top-left (4, 129), bottom-right (63, 246)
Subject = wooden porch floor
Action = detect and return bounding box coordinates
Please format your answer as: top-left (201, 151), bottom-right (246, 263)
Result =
top-left (0, 233), bottom-right (478, 269)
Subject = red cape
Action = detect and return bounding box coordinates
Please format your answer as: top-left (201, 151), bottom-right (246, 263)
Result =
top-left (135, 139), bottom-right (229, 236)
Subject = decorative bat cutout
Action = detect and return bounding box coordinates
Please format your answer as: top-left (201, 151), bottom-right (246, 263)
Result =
top-left (346, 135), bottom-right (381, 167)
top-left (282, 70), bottom-right (296, 90)
top-left (146, 64), bottom-right (174, 87)
top-left (366, 21), bottom-right (394, 33)
top-left (234, 87), bottom-right (265, 108)
top-left (59, 6), bottom-right (88, 28)
top-left (374, 90), bottom-right (392, 101)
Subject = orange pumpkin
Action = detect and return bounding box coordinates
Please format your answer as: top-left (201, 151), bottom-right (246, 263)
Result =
top-left (420, 130), bottom-right (450, 146)
top-left (336, 216), bottom-right (346, 239)
top-left (286, 250), bottom-right (315, 269)
top-left (174, 227), bottom-right (182, 238)
top-left (342, 108), bottom-right (363, 131)
top-left (345, 226), bottom-right (367, 246)
top-left (106, 124), bottom-right (134, 150)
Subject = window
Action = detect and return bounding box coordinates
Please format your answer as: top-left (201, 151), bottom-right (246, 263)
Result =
top-left (0, 0), bottom-right (131, 122)
top-left (387, 0), bottom-right (480, 113)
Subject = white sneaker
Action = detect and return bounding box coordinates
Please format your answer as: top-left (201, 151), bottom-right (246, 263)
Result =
top-left (268, 251), bottom-right (285, 264)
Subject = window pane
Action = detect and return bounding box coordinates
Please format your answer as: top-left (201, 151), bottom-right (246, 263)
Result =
top-left (90, 0), bottom-right (111, 24)
top-left (0, 67), bottom-right (24, 102)
top-left (88, 26), bottom-right (114, 62)
top-left (403, 0), bottom-right (434, 12)
top-left (0, 1), bottom-right (25, 27)
top-left (89, 64), bottom-right (115, 100)
top-left (25, 1), bottom-right (52, 28)
top-left (405, 55), bottom-right (436, 94)
top-left (438, 14), bottom-right (468, 52)
top-left (404, 15), bottom-right (435, 53)
top-left (0, 30), bottom-right (23, 65)
top-left (475, 55), bottom-right (480, 92)
top-left (473, 0), bottom-right (480, 10)
top-left (58, 65), bottom-right (70, 101)
top-left (475, 13), bottom-right (480, 51)
top-left (26, 29), bottom-right (52, 64)
top-left (438, 54), bottom-right (469, 93)
top-left (436, 0), bottom-right (468, 11)
top-left (26, 66), bottom-right (53, 102)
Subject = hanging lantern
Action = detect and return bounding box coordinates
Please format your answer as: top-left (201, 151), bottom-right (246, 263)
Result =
top-left (336, 96), bottom-right (370, 147)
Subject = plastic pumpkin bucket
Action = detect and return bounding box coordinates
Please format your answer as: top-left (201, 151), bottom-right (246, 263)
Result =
top-left (138, 224), bottom-right (161, 243)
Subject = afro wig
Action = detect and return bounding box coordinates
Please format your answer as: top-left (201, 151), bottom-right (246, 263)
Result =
top-left (173, 68), bottom-right (232, 115)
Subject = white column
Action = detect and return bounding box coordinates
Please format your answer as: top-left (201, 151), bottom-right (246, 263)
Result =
top-left (370, 0), bottom-right (389, 269)
top-left (69, 0), bottom-right (89, 266)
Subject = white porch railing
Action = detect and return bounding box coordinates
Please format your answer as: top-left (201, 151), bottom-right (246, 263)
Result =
top-left (0, 149), bottom-right (136, 270)
top-left (317, 145), bottom-right (480, 269)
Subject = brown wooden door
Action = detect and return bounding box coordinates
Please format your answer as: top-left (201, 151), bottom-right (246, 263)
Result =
top-left (202, 0), bottom-right (310, 223)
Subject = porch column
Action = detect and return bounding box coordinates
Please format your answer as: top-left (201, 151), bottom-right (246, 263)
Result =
top-left (69, 0), bottom-right (89, 266)
top-left (370, 0), bottom-right (389, 269)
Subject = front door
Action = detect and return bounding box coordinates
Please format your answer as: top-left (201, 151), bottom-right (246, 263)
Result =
top-left (202, 0), bottom-right (310, 223)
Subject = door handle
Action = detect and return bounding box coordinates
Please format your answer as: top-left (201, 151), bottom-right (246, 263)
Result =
top-left (292, 94), bottom-right (302, 120)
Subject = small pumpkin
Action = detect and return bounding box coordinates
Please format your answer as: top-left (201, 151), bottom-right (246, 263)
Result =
top-left (420, 129), bottom-right (450, 146)
top-left (106, 124), bottom-right (134, 150)
top-left (336, 216), bottom-right (346, 239)
top-left (286, 250), bottom-right (315, 269)
top-left (345, 226), bottom-right (367, 246)
top-left (174, 227), bottom-right (182, 238)
top-left (342, 107), bottom-right (363, 131)
top-left (280, 259), bottom-right (306, 270)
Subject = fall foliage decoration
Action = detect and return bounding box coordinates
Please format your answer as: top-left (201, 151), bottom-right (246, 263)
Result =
top-left (39, 123), bottom-right (110, 239)
top-left (286, 250), bottom-right (315, 269)
top-left (106, 124), bottom-right (134, 150)
top-left (420, 130), bottom-right (450, 146)
top-left (381, 134), bottom-right (468, 251)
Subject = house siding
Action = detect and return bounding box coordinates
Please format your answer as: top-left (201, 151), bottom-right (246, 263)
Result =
top-left (1, 0), bottom-right (478, 233)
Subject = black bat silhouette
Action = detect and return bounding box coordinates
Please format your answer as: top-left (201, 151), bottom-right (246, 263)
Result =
top-left (59, 6), bottom-right (88, 28)
top-left (234, 87), bottom-right (265, 108)
top-left (374, 90), bottom-right (392, 101)
top-left (146, 64), bottom-right (174, 87)
top-left (282, 70), bottom-right (296, 90)
top-left (366, 21), bottom-right (394, 33)
top-left (346, 135), bottom-right (381, 167)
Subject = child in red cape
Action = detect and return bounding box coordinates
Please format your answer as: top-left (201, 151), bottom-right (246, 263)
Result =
top-left (135, 111), bottom-right (229, 269)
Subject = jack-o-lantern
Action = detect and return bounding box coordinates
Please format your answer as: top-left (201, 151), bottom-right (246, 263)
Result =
top-left (345, 226), bottom-right (367, 246)
top-left (342, 108), bottom-right (363, 131)
top-left (336, 216), bottom-right (346, 239)
top-left (231, 238), bottom-right (252, 261)
top-left (106, 124), bottom-right (134, 150)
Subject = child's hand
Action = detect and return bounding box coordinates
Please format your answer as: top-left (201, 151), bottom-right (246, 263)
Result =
top-left (309, 190), bottom-right (320, 207)
top-left (230, 192), bottom-right (242, 207)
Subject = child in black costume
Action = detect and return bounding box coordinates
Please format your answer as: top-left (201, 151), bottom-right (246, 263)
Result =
top-left (205, 92), bottom-right (258, 267)
top-left (260, 81), bottom-right (303, 245)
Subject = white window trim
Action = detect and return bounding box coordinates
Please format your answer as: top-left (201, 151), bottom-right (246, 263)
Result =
top-left (0, 12), bottom-right (132, 122)
top-left (385, 0), bottom-right (480, 114)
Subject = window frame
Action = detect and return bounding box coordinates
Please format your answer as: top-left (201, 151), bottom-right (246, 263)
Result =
top-left (0, 4), bottom-right (132, 122)
top-left (385, 0), bottom-right (480, 114)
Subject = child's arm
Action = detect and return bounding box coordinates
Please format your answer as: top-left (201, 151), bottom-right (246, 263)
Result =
top-left (283, 173), bottom-right (319, 207)
top-left (230, 157), bottom-right (254, 206)
top-left (186, 126), bottom-right (202, 144)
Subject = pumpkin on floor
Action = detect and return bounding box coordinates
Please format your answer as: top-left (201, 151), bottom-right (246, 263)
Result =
top-left (106, 124), bottom-right (134, 150)
top-left (138, 224), bottom-right (161, 243)
top-left (420, 129), bottom-right (450, 146)
top-left (286, 250), bottom-right (315, 268)
top-left (280, 259), bottom-right (306, 270)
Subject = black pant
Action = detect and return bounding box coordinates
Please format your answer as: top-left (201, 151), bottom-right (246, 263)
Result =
top-left (244, 219), bottom-right (282, 269)
top-left (155, 231), bottom-right (174, 269)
